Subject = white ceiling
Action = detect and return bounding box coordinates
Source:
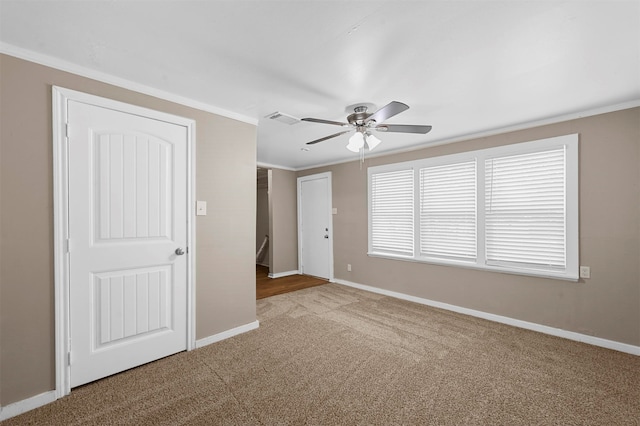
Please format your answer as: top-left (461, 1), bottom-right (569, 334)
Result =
top-left (1, 1), bottom-right (639, 170)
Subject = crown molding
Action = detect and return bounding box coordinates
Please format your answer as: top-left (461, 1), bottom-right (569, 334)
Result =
top-left (296, 99), bottom-right (640, 171)
top-left (0, 42), bottom-right (258, 126)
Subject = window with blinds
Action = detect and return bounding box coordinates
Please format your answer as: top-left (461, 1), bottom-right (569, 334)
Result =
top-left (370, 168), bottom-right (414, 257)
top-left (485, 148), bottom-right (566, 271)
top-left (419, 161), bottom-right (476, 261)
top-left (368, 134), bottom-right (579, 280)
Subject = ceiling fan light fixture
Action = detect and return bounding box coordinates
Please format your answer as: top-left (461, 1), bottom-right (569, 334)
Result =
top-left (346, 131), bottom-right (365, 152)
top-left (300, 101), bottom-right (432, 154)
top-left (365, 133), bottom-right (381, 151)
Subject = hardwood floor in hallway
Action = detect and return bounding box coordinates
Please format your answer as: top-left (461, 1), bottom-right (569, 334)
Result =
top-left (256, 265), bottom-right (328, 299)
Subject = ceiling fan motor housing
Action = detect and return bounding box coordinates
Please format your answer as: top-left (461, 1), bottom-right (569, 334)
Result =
top-left (347, 105), bottom-right (373, 127)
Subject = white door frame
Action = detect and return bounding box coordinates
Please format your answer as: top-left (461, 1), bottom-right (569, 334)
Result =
top-left (52, 86), bottom-right (196, 398)
top-left (297, 172), bottom-right (334, 281)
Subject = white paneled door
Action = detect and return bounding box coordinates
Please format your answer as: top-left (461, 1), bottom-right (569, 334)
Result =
top-left (298, 173), bottom-right (333, 280)
top-left (68, 100), bottom-right (188, 387)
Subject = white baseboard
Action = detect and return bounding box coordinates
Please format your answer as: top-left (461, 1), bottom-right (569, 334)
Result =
top-left (0, 390), bottom-right (57, 421)
top-left (268, 270), bottom-right (299, 279)
top-left (334, 279), bottom-right (640, 356)
top-left (195, 320), bottom-right (260, 349)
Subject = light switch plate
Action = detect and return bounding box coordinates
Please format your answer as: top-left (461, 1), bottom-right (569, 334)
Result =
top-left (196, 200), bottom-right (207, 216)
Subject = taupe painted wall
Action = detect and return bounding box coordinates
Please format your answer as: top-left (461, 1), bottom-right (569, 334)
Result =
top-left (268, 168), bottom-right (298, 274)
top-left (0, 54), bottom-right (257, 406)
top-left (300, 107), bottom-right (640, 346)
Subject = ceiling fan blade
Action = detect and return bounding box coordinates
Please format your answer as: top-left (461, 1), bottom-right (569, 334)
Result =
top-left (306, 130), bottom-right (353, 145)
top-left (367, 101), bottom-right (409, 124)
top-left (376, 124), bottom-right (432, 134)
top-left (301, 117), bottom-right (350, 127)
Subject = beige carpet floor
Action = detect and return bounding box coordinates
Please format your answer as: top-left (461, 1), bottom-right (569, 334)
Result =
top-left (5, 284), bottom-right (640, 425)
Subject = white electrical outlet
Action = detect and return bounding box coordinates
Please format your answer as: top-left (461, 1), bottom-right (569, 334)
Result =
top-left (347, 264), bottom-right (352, 272)
top-left (580, 266), bottom-right (591, 279)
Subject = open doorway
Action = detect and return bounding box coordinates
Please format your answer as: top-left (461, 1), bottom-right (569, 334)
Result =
top-left (255, 167), bottom-right (327, 299)
top-left (256, 168), bottom-right (270, 271)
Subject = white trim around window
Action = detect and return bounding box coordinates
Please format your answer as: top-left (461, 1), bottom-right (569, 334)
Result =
top-left (368, 134), bottom-right (579, 281)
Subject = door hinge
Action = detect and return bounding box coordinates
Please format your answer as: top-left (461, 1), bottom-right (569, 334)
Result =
top-left (66, 238), bottom-right (71, 253)
top-left (65, 123), bottom-right (70, 138)
top-left (67, 351), bottom-right (72, 366)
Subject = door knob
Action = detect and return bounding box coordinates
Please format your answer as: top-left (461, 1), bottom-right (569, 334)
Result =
top-left (175, 247), bottom-right (185, 256)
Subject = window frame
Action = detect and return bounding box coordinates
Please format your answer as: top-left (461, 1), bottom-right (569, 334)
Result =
top-left (367, 134), bottom-right (579, 281)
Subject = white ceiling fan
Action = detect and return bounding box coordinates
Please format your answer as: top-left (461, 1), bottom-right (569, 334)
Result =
top-left (302, 101), bottom-right (432, 152)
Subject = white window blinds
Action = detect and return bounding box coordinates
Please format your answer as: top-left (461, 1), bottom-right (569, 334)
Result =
top-left (485, 147), bottom-right (566, 271)
top-left (419, 161), bottom-right (476, 261)
top-left (368, 134), bottom-right (577, 280)
top-left (370, 169), bottom-right (414, 256)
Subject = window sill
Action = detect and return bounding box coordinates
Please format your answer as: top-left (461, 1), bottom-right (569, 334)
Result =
top-left (367, 252), bottom-right (579, 282)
